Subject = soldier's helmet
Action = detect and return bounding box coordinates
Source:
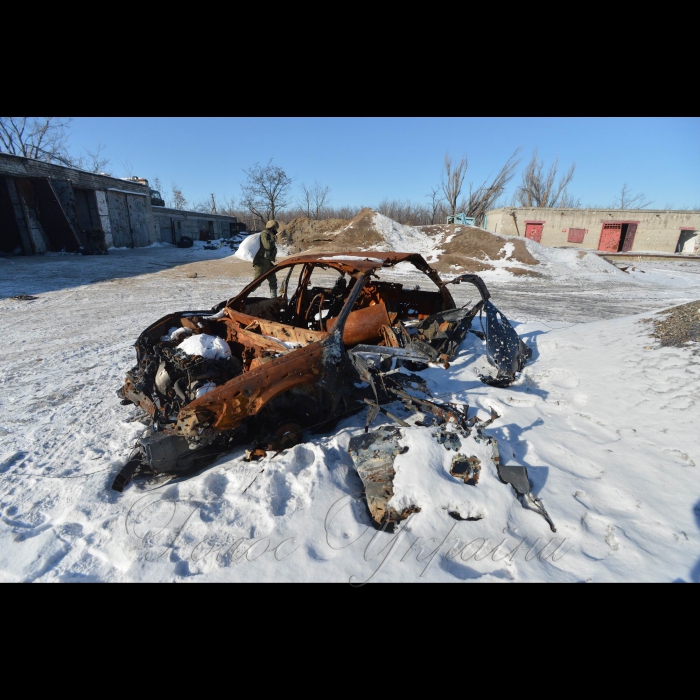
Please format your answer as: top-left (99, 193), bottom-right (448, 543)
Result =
top-left (265, 220), bottom-right (280, 231)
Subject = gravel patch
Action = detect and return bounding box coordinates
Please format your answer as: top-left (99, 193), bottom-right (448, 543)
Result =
top-left (644, 299), bottom-right (700, 348)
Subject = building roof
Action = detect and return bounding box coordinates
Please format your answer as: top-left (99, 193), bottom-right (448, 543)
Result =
top-left (152, 206), bottom-right (238, 221)
top-left (0, 152), bottom-right (150, 192)
top-left (487, 205), bottom-right (700, 215)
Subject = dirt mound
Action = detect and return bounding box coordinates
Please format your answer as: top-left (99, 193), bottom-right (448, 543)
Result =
top-left (422, 224), bottom-right (539, 265)
top-left (430, 254), bottom-right (493, 274)
top-left (420, 223), bottom-right (540, 276)
top-left (332, 208), bottom-right (387, 250)
top-left (279, 208), bottom-right (389, 254)
top-left (278, 213), bottom-right (540, 277)
top-left (278, 217), bottom-right (349, 254)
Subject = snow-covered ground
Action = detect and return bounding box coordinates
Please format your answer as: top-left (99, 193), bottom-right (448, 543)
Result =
top-left (1, 243), bottom-right (699, 582)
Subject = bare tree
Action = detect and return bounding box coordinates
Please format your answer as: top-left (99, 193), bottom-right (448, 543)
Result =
top-left (558, 191), bottom-right (582, 208)
top-left (298, 184), bottom-right (313, 218)
top-left (172, 183), bottom-right (187, 210)
top-left (376, 198), bottom-right (401, 222)
top-left (191, 200), bottom-right (211, 213)
top-left (377, 198), bottom-right (433, 226)
top-left (152, 176), bottom-right (169, 207)
top-left (217, 196), bottom-right (238, 217)
top-left (0, 116), bottom-right (74, 165)
top-left (190, 193), bottom-right (221, 214)
top-left (1, 116), bottom-right (115, 176)
top-left (441, 152), bottom-right (468, 218)
top-left (120, 159), bottom-right (135, 178)
top-left (331, 206), bottom-right (361, 220)
top-left (463, 148), bottom-right (522, 226)
top-left (612, 183), bottom-right (653, 209)
top-left (426, 186), bottom-right (443, 224)
top-left (514, 148), bottom-right (577, 207)
top-left (72, 140), bottom-right (111, 174)
top-left (298, 181), bottom-right (331, 219)
top-left (240, 159), bottom-right (292, 222)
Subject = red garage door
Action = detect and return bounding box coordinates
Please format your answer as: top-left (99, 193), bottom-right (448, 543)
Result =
top-left (525, 223), bottom-right (543, 243)
top-left (598, 223), bottom-right (622, 252)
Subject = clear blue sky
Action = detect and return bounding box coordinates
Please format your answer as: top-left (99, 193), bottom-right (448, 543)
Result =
top-left (66, 117), bottom-right (700, 210)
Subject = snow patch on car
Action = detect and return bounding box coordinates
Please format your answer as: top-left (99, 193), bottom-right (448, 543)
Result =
top-left (178, 334), bottom-right (232, 360)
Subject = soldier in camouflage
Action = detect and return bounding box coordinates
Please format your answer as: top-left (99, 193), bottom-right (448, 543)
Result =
top-left (252, 220), bottom-right (279, 297)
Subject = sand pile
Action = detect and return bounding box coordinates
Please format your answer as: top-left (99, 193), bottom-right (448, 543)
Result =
top-left (422, 223), bottom-right (540, 276)
top-left (329, 208), bottom-right (387, 250)
top-left (278, 208), bottom-right (431, 254)
top-left (278, 217), bottom-right (350, 254)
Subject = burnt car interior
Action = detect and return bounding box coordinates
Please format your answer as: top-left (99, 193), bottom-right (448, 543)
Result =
top-left (229, 259), bottom-right (455, 342)
top-left (127, 258), bottom-right (466, 407)
top-left (113, 254), bottom-right (534, 499)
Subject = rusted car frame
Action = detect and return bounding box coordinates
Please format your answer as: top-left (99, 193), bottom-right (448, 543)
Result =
top-left (114, 252), bottom-right (531, 491)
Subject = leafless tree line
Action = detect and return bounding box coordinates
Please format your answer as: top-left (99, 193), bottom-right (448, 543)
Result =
top-left (158, 149), bottom-right (692, 232)
top-left (158, 151), bottom-right (688, 227)
top-left (435, 148), bottom-right (522, 226)
top-left (511, 147), bottom-right (579, 208)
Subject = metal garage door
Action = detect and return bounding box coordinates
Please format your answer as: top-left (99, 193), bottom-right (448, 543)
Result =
top-left (598, 223), bottom-right (622, 252)
top-left (107, 191), bottom-right (133, 247)
top-left (126, 194), bottom-right (150, 247)
top-left (525, 222), bottom-right (543, 243)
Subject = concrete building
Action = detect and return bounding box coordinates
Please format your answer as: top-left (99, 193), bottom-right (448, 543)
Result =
top-left (152, 207), bottom-right (245, 245)
top-left (0, 153), bottom-right (240, 255)
top-left (484, 207), bottom-right (700, 255)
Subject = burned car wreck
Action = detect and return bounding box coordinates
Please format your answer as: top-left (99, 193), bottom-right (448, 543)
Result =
top-left (114, 252), bottom-right (549, 529)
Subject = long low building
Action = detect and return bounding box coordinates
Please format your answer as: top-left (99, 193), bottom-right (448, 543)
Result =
top-left (0, 153), bottom-right (240, 254)
top-left (152, 207), bottom-right (245, 245)
top-left (484, 207), bottom-right (700, 255)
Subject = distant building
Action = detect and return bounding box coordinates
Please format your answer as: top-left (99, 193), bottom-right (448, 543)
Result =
top-left (0, 153), bottom-right (240, 255)
top-left (484, 207), bottom-right (700, 255)
top-left (152, 207), bottom-right (244, 245)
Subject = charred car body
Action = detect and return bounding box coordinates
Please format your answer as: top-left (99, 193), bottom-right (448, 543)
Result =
top-left (114, 252), bottom-right (534, 506)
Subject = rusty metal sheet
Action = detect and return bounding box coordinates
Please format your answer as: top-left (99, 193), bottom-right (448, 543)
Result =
top-left (327, 301), bottom-right (391, 345)
top-left (176, 337), bottom-right (332, 434)
top-left (225, 308), bottom-right (327, 346)
top-left (282, 251), bottom-right (431, 275)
